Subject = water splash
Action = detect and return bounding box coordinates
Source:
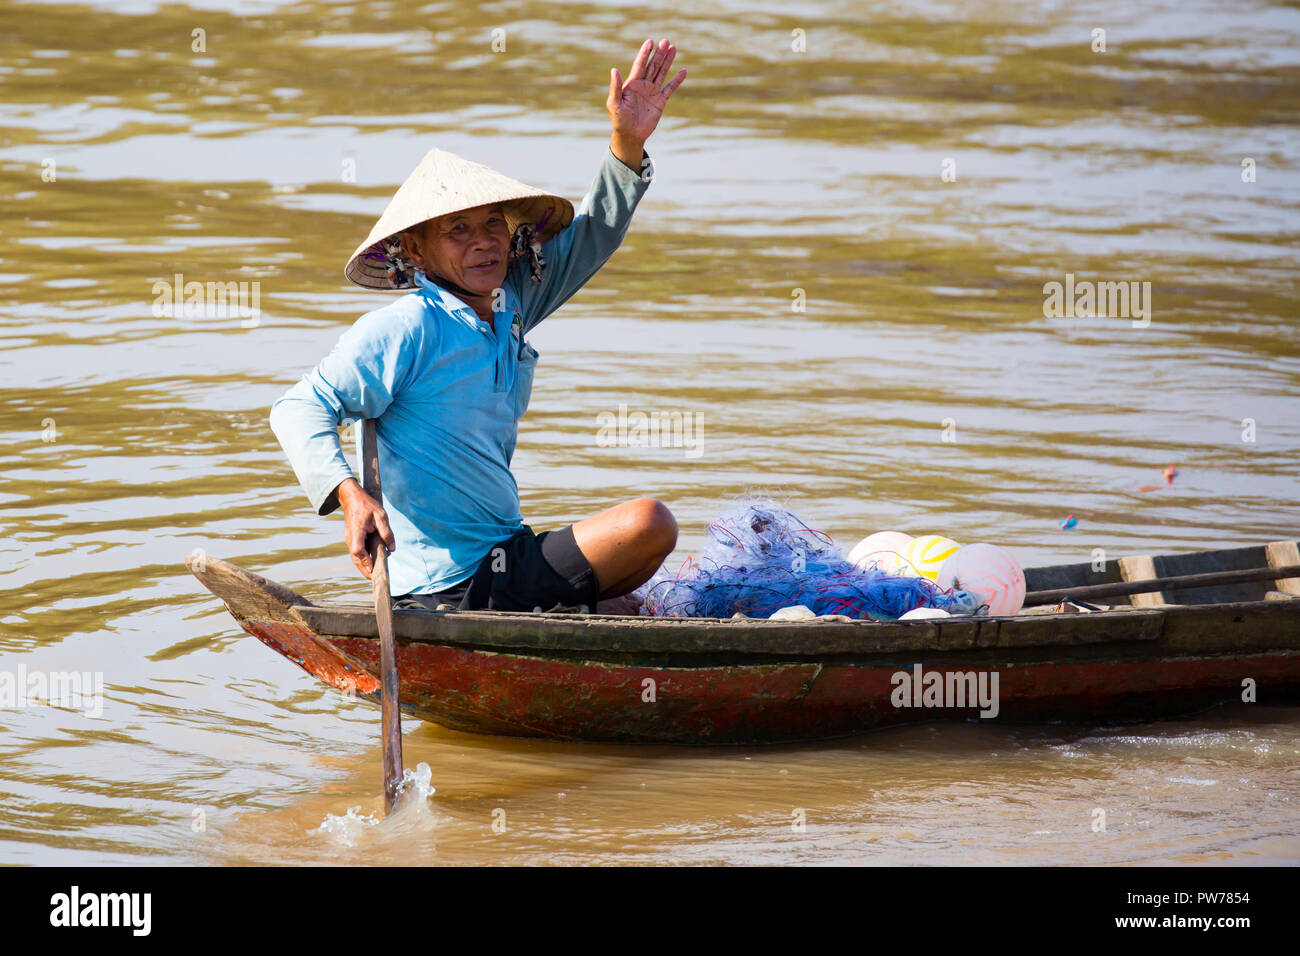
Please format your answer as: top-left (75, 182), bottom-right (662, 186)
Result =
top-left (393, 761), bottom-right (437, 814)
top-left (316, 805), bottom-right (380, 848)
top-left (314, 761), bottom-right (438, 846)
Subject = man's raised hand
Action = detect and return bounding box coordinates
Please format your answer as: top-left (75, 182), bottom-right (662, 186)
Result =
top-left (608, 39), bottom-right (686, 148)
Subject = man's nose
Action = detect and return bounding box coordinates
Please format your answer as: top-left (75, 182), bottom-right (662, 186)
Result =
top-left (470, 223), bottom-right (503, 249)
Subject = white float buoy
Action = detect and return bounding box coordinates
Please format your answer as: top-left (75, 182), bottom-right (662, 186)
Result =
top-left (847, 531), bottom-right (914, 575)
top-left (937, 543), bottom-right (1026, 617)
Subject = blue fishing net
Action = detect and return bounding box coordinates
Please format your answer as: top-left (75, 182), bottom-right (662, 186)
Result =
top-left (634, 498), bottom-right (980, 620)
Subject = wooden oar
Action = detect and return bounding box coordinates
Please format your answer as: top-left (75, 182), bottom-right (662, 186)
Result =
top-left (362, 419), bottom-right (403, 815)
top-left (1024, 563), bottom-right (1300, 607)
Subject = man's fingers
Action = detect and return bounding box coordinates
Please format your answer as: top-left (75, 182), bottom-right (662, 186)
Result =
top-left (351, 545), bottom-right (373, 580)
top-left (627, 38), bottom-right (651, 82)
top-left (341, 490), bottom-right (394, 581)
top-left (374, 511), bottom-right (396, 552)
top-left (652, 42), bottom-right (675, 85)
top-left (663, 68), bottom-right (686, 99)
top-left (347, 520), bottom-right (374, 579)
top-left (608, 67), bottom-right (622, 109)
top-left (641, 41), bottom-right (659, 82)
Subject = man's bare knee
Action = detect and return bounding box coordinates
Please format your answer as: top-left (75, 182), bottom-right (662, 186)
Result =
top-left (630, 497), bottom-right (677, 558)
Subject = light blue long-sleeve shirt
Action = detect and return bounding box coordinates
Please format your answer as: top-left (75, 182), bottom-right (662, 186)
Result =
top-left (270, 146), bottom-right (651, 595)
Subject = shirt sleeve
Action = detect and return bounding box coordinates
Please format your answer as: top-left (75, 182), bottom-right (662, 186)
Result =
top-left (269, 307), bottom-right (425, 516)
top-left (513, 145), bottom-right (652, 332)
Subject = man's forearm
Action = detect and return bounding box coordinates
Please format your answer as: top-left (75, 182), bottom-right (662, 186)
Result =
top-left (269, 380), bottom-right (357, 516)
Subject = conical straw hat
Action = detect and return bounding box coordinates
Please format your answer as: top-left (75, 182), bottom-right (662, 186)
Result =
top-left (345, 148), bottom-right (575, 290)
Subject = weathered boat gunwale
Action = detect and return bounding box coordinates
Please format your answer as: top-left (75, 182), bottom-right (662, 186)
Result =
top-left (298, 599), bottom-right (1300, 665)
top-left (296, 602), bottom-right (1174, 658)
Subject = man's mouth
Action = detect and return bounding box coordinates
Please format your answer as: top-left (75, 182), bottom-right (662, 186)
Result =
top-left (468, 260), bottom-right (499, 272)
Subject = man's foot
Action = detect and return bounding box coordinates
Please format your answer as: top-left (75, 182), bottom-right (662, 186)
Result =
top-left (595, 592), bottom-right (645, 616)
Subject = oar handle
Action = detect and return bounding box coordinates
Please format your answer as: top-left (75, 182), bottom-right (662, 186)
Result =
top-left (362, 419), bottom-right (403, 815)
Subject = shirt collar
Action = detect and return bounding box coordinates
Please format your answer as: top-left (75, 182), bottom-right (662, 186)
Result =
top-left (411, 270), bottom-right (518, 335)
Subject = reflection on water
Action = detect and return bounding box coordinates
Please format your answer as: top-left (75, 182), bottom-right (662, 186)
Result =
top-left (1, 0), bottom-right (1297, 864)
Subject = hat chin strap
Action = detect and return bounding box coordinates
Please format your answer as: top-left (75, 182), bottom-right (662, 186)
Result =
top-left (419, 269), bottom-right (483, 304)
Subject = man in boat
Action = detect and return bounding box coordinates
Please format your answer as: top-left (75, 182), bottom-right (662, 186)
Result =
top-left (270, 40), bottom-right (685, 613)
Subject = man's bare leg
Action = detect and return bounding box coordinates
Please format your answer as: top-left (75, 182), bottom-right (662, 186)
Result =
top-left (570, 498), bottom-right (677, 608)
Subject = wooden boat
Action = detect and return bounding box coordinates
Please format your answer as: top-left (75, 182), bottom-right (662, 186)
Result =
top-left (188, 540), bottom-right (1300, 745)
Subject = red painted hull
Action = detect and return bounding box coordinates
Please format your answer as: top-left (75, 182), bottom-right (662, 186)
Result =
top-left (244, 619), bottom-right (1300, 744)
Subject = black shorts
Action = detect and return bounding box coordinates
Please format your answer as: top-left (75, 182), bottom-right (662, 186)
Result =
top-left (394, 524), bottom-right (601, 613)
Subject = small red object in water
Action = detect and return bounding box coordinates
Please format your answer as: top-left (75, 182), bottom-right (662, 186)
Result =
top-left (1059, 514), bottom-right (1077, 530)
top-left (1140, 465), bottom-right (1179, 492)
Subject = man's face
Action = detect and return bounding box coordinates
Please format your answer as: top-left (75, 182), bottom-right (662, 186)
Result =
top-left (401, 202), bottom-right (510, 297)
